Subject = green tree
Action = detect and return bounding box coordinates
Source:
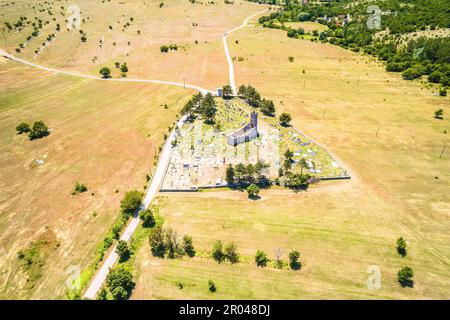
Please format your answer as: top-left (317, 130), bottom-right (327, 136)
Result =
top-left (285, 173), bottom-right (309, 191)
top-left (211, 240), bottom-right (224, 263)
top-left (16, 122), bottom-right (30, 134)
top-left (72, 182), bottom-right (87, 195)
top-left (288, 250), bottom-right (301, 270)
top-left (99, 67), bottom-right (111, 78)
top-left (396, 237), bottom-right (407, 257)
top-left (160, 45), bottom-right (169, 53)
top-left (279, 112), bottom-right (292, 126)
top-left (120, 63), bottom-right (128, 73)
top-left (260, 99), bottom-right (275, 116)
top-left (247, 184), bottom-right (260, 198)
top-left (149, 226), bottom-right (166, 258)
top-left (397, 266), bottom-right (414, 287)
top-left (183, 234), bottom-right (195, 257)
top-left (139, 208), bottom-right (155, 227)
top-left (106, 266), bottom-right (134, 299)
top-left (116, 240), bottom-right (130, 262)
top-left (255, 250), bottom-right (268, 267)
top-left (224, 242), bottom-right (239, 263)
top-left (225, 165), bottom-right (235, 184)
top-left (200, 93), bottom-right (216, 123)
top-left (29, 121), bottom-right (49, 140)
top-left (120, 190), bottom-right (143, 218)
top-left (238, 84), bottom-right (247, 96)
top-left (222, 85), bottom-right (233, 98)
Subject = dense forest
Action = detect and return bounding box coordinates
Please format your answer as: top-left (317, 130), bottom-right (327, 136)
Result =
top-left (251, 0), bottom-right (450, 92)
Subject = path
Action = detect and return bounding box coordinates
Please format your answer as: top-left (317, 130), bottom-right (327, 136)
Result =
top-left (83, 114), bottom-right (189, 299)
top-left (222, 8), bottom-right (269, 95)
top-left (0, 49), bottom-right (210, 95)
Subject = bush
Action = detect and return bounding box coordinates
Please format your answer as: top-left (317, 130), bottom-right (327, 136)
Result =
top-left (397, 266), bottom-right (414, 287)
top-left (16, 122), bottom-right (30, 134)
top-left (139, 208), bottom-right (155, 227)
top-left (120, 190), bottom-right (144, 218)
top-left (208, 280), bottom-right (216, 293)
top-left (434, 109), bottom-right (444, 119)
top-left (183, 235), bottom-right (195, 257)
top-left (255, 250), bottom-right (268, 267)
top-left (439, 87), bottom-right (447, 97)
top-left (149, 226), bottom-right (166, 258)
top-left (99, 67), bottom-right (111, 78)
top-left (224, 242), bottom-right (239, 264)
top-left (396, 237), bottom-right (407, 257)
top-left (247, 184), bottom-right (260, 198)
top-left (105, 266), bottom-right (134, 299)
top-left (288, 250), bottom-right (301, 270)
top-left (211, 240), bottom-right (224, 263)
top-left (29, 121), bottom-right (49, 140)
top-left (160, 45), bottom-right (169, 53)
top-left (116, 240), bottom-right (130, 261)
top-left (402, 68), bottom-right (422, 80)
top-left (72, 182), bottom-right (87, 195)
top-left (279, 112), bottom-right (291, 126)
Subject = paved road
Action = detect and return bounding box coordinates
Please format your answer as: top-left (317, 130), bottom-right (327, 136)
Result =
top-left (0, 49), bottom-right (210, 95)
top-left (83, 114), bottom-right (188, 299)
top-left (222, 8), bottom-right (269, 95)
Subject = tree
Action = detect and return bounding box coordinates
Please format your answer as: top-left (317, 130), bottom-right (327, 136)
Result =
top-left (120, 63), bottom-right (128, 73)
top-left (99, 67), bottom-right (111, 78)
top-left (211, 240), bottom-right (224, 263)
top-left (288, 250), bottom-right (301, 270)
top-left (106, 266), bottom-right (133, 299)
top-left (224, 242), bottom-right (239, 263)
top-left (120, 190), bottom-right (143, 218)
top-left (149, 226), bottom-right (166, 258)
top-left (225, 165), bottom-right (235, 184)
top-left (165, 227), bottom-right (183, 259)
top-left (139, 208), bottom-right (155, 227)
top-left (260, 99), bottom-right (275, 116)
top-left (222, 85), bottom-right (233, 98)
top-left (160, 45), bottom-right (169, 53)
top-left (396, 237), bottom-right (407, 257)
top-left (255, 250), bottom-right (268, 267)
top-left (29, 121), bottom-right (49, 140)
top-left (247, 184), bottom-right (260, 199)
top-left (208, 279), bottom-right (216, 292)
top-left (279, 112), bottom-right (292, 126)
top-left (200, 93), bottom-right (216, 123)
top-left (434, 109), bottom-right (444, 119)
top-left (238, 84), bottom-right (247, 96)
top-left (183, 235), bottom-right (196, 257)
top-left (116, 240), bottom-right (130, 262)
top-left (397, 266), bottom-right (414, 287)
top-left (16, 122), bottom-right (30, 134)
top-left (274, 248), bottom-right (283, 269)
top-left (285, 173), bottom-right (309, 191)
top-left (299, 158), bottom-right (307, 175)
top-left (284, 149), bottom-right (294, 162)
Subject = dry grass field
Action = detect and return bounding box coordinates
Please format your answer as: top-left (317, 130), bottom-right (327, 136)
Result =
top-left (132, 20), bottom-right (450, 299)
top-left (0, 58), bottom-right (195, 299)
top-left (0, 0), bottom-right (265, 89)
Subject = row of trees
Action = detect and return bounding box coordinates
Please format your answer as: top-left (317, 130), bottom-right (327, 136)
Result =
top-left (149, 226), bottom-right (196, 259)
top-left (16, 121), bottom-right (49, 140)
top-left (255, 249), bottom-right (302, 270)
top-left (225, 161), bottom-right (270, 185)
top-left (395, 237), bottom-right (414, 287)
top-left (180, 92), bottom-right (217, 123)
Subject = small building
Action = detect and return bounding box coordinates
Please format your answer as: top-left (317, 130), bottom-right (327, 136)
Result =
top-left (216, 87), bottom-right (223, 97)
top-left (226, 111), bottom-right (258, 146)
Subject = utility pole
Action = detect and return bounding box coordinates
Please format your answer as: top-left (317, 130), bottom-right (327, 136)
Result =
top-left (375, 125), bottom-right (380, 137)
top-left (322, 109), bottom-right (327, 120)
top-left (439, 145), bottom-right (447, 159)
top-left (183, 77), bottom-right (186, 89)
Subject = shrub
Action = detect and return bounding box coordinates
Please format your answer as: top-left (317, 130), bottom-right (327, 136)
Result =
top-left (208, 280), bottom-right (216, 292)
top-left (16, 122), bottom-right (30, 134)
top-left (116, 240), bottom-right (130, 262)
top-left (139, 208), bottom-right (155, 227)
top-left (29, 121), bottom-right (49, 140)
top-left (255, 250), bottom-right (268, 267)
top-left (183, 235), bottom-right (195, 257)
top-left (439, 87), bottom-right (447, 97)
top-left (99, 67), bottom-right (111, 78)
top-left (397, 266), bottom-right (414, 287)
top-left (224, 242), bottom-right (239, 264)
top-left (396, 237), bottom-right (407, 257)
top-left (211, 240), bottom-right (224, 263)
top-left (247, 184), bottom-right (260, 198)
top-left (72, 182), bottom-right (87, 195)
top-left (160, 45), bottom-right (169, 53)
top-left (434, 109), bottom-right (444, 119)
top-left (288, 250), bottom-right (301, 270)
top-left (149, 226), bottom-right (166, 258)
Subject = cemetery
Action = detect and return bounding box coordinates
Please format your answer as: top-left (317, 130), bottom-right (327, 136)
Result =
top-left (161, 97), bottom-right (349, 191)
